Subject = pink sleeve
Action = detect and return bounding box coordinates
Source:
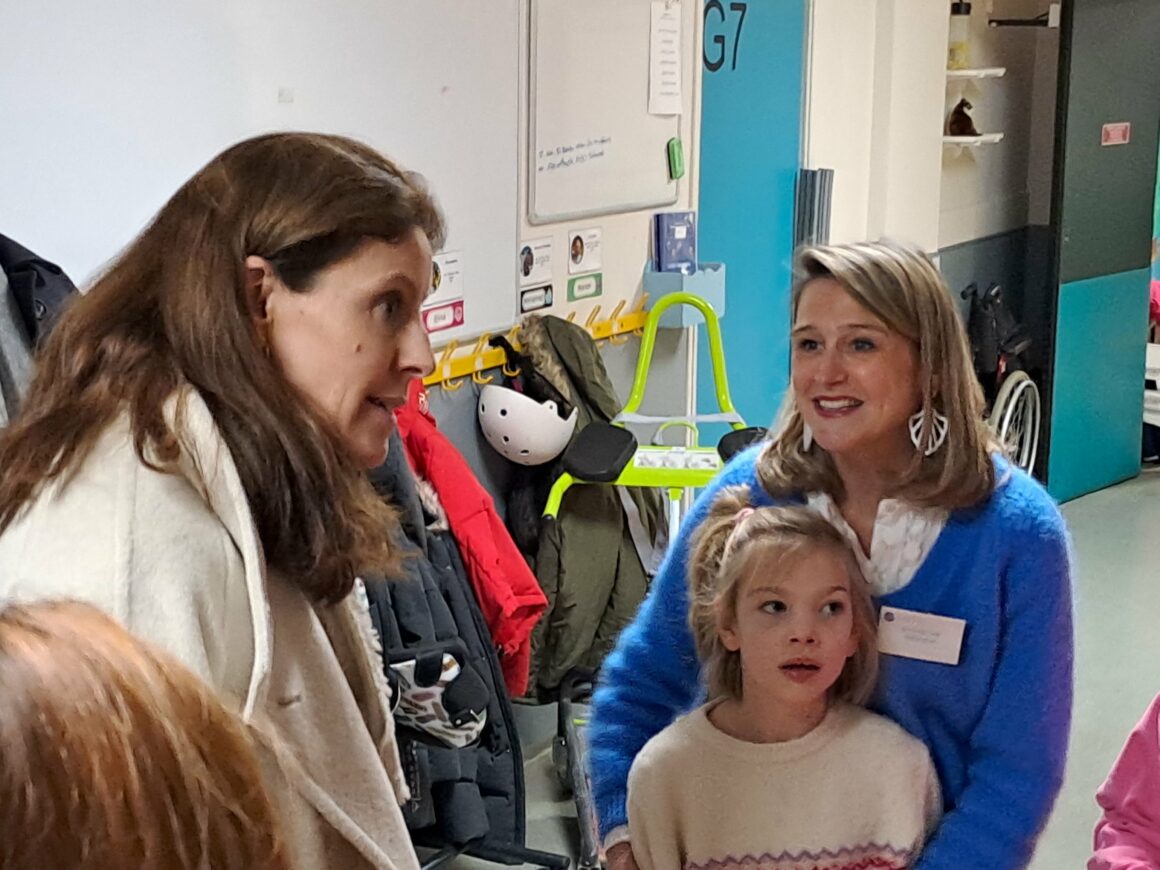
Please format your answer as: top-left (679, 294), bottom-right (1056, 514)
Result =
top-left (1090, 694), bottom-right (1160, 869)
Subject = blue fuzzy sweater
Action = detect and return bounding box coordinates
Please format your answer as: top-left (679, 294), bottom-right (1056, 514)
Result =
top-left (588, 447), bottom-right (1074, 870)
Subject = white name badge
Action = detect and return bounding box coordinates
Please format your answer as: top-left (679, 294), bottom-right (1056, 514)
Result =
top-left (877, 607), bottom-right (966, 666)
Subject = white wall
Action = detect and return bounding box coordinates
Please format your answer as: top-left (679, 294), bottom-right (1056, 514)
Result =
top-left (805, 0), bottom-right (947, 252)
top-left (2, 0), bottom-right (701, 352)
top-left (868, 0), bottom-right (949, 253)
top-left (803, 0), bottom-right (877, 245)
top-left (1, 0), bottom-right (529, 346)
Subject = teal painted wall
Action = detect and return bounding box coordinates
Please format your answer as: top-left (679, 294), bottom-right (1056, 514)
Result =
top-left (696, 1), bottom-right (804, 437)
top-left (1048, 268), bottom-right (1150, 502)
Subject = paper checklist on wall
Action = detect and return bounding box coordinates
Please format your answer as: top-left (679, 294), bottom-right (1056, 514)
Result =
top-left (649, 1), bottom-right (682, 116)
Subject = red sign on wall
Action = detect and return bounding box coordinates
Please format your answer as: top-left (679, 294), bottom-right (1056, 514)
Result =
top-left (1101, 122), bottom-right (1131, 146)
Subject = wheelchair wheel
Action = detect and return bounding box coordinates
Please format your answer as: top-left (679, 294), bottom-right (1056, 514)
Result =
top-left (989, 370), bottom-right (1040, 473)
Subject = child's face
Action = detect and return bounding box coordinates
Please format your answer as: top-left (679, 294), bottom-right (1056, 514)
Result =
top-left (719, 545), bottom-right (858, 715)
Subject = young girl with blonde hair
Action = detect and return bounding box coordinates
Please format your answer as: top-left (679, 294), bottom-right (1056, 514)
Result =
top-left (627, 488), bottom-right (940, 870)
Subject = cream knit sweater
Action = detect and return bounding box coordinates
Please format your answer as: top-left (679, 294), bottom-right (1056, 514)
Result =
top-left (627, 701), bottom-right (941, 870)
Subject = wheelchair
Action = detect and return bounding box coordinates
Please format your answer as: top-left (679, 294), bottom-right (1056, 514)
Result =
top-left (962, 281), bottom-right (1041, 473)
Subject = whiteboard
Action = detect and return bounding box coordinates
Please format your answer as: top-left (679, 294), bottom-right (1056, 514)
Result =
top-left (0, 0), bottom-right (519, 345)
top-left (528, 0), bottom-right (680, 224)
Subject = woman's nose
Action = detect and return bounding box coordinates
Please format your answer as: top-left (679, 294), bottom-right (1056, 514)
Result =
top-left (816, 349), bottom-right (846, 384)
top-left (399, 317), bottom-right (435, 379)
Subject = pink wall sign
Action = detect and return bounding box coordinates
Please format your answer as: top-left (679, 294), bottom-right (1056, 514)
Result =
top-left (1101, 122), bottom-right (1131, 146)
top-left (422, 301), bottom-right (465, 334)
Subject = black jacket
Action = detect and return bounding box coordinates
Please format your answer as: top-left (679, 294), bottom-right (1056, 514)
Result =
top-left (0, 233), bottom-right (77, 423)
top-left (364, 435), bottom-right (525, 850)
top-left (0, 233), bottom-right (76, 346)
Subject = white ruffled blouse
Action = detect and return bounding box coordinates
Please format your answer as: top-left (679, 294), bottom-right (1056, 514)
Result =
top-left (805, 493), bottom-right (948, 596)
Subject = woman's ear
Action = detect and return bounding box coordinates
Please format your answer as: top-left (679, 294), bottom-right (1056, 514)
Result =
top-left (244, 256), bottom-right (278, 347)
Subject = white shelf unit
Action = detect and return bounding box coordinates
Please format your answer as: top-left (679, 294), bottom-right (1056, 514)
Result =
top-left (943, 133), bottom-right (1006, 146)
top-left (943, 67), bottom-right (1007, 148)
top-left (946, 67), bottom-right (1007, 79)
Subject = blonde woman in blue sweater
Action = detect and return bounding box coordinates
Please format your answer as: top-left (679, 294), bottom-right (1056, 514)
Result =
top-left (590, 240), bottom-right (1073, 870)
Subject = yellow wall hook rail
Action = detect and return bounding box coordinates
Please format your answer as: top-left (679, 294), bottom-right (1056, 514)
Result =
top-left (422, 302), bottom-right (648, 390)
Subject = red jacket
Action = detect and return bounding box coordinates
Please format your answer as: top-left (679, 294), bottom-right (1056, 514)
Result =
top-left (395, 381), bottom-right (546, 696)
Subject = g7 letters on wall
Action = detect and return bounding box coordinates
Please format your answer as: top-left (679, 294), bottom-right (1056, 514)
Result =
top-left (703, 1), bottom-right (747, 72)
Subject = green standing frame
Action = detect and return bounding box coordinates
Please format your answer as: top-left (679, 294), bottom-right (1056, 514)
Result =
top-left (543, 292), bottom-right (750, 520)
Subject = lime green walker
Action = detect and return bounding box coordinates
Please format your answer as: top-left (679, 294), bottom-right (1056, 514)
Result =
top-left (545, 292), bottom-right (764, 870)
top-left (542, 291), bottom-right (764, 539)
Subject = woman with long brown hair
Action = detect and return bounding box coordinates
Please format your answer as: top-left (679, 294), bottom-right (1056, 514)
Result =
top-left (0, 132), bottom-right (442, 869)
top-left (0, 600), bottom-right (286, 870)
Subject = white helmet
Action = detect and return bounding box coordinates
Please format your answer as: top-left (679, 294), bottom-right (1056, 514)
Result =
top-left (478, 384), bottom-right (578, 466)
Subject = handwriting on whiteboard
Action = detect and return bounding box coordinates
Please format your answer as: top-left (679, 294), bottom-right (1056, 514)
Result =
top-left (537, 136), bottom-right (613, 173)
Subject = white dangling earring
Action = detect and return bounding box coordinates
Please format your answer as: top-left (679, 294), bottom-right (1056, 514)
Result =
top-left (802, 423), bottom-right (814, 452)
top-left (908, 409), bottom-right (949, 456)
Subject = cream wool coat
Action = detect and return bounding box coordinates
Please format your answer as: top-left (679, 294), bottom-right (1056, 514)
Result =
top-left (0, 390), bottom-right (419, 870)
